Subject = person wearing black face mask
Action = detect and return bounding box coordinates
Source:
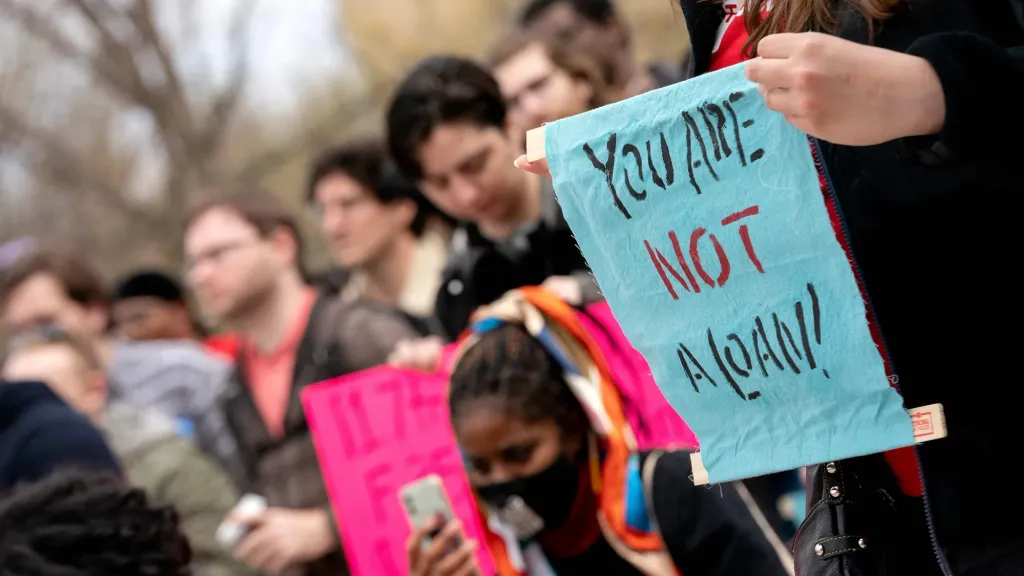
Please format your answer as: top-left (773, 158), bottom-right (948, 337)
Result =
top-left (406, 288), bottom-right (793, 576)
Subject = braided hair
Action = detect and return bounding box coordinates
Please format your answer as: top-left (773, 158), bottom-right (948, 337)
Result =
top-left (0, 469), bottom-right (192, 576)
top-left (449, 323), bottom-right (589, 442)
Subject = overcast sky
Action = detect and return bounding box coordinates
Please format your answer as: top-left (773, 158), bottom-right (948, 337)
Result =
top-left (192, 0), bottom-right (350, 111)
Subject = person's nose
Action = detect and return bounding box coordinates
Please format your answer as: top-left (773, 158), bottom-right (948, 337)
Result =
top-left (321, 206), bottom-right (346, 235)
top-left (450, 176), bottom-right (482, 209)
top-left (187, 259), bottom-right (216, 291)
top-left (486, 461), bottom-right (520, 485)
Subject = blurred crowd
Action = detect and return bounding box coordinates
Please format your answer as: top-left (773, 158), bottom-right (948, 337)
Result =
top-left (1, 0), bottom-right (1021, 575)
top-left (0, 4), bottom-right (724, 575)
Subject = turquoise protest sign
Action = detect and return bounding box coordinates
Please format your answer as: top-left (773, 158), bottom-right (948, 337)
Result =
top-left (544, 63), bottom-right (916, 483)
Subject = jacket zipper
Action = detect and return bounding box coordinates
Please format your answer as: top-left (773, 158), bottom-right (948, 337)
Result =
top-left (808, 137), bottom-right (952, 576)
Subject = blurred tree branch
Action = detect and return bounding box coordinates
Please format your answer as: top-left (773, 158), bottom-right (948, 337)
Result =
top-left (1, 0), bottom-right (688, 276)
top-left (0, 0), bottom-right (262, 265)
top-left (0, 103), bottom-right (163, 226)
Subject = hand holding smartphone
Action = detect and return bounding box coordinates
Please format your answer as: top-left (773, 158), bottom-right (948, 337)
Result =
top-left (401, 475), bottom-right (480, 576)
top-left (216, 494), bottom-right (267, 549)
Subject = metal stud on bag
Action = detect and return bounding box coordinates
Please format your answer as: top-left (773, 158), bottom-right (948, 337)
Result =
top-left (829, 485), bottom-right (842, 498)
top-left (826, 462), bottom-right (837, 474)
top-left (814, 543), bottom-right (825, 557)
top-left (859, 538), bottom-right (868, 549)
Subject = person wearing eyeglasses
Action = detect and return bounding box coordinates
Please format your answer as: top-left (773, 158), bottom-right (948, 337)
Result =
top-left (517, 0), bottom-right (689, 99)
top-left (0, 248), bottom-right (244, 488)
top-left (184, 187), bottom-right (420, 576)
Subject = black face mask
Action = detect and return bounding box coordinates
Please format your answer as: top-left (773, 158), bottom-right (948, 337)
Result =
top-left (475, 455), bottom-right (582, 540)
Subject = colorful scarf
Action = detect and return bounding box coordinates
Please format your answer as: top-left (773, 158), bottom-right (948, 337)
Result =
top-left (451, 287), bottom-right (679, 576)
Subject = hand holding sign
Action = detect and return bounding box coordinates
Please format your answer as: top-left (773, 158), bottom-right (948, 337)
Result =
top-left (303, 367), bottom-right (496, 576)
top-left (744, 32), bottom-right (945, 145)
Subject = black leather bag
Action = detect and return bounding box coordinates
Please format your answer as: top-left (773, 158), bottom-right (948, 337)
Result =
top-left (792, 455), bottom-right (939, 576)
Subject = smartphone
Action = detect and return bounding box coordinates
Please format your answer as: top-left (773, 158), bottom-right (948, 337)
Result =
top-left (215, 493), bottom-right (267, 549)
top-left (400, 474), bottom-right (478, 575)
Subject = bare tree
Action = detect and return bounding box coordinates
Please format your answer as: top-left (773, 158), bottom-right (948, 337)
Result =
top-left (0, 0), bottom-right (265, 255)
top-left (0, 0), bottom-right (689, 275)
top-left (336, 0), bottom-right (689, 87)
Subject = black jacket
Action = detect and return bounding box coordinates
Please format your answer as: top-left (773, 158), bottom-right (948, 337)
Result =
top-left (538, 449), bottom-right (791, 576)
top-left (645, 451), bottom-right (792, 576)
top-left (678, 1), bottom-right (1024, 574)
top-left (0, 381), bottom-right (121, 492)
top-left (434, 180), bottom-right (600, 339)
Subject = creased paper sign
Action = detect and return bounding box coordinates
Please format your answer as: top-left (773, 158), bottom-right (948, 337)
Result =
top-left (544, 62), bottom-right (915, 483)
top-left (303, 367), bottom-right (496, 576)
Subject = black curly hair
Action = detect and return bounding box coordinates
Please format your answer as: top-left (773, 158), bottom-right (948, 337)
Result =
top-left (0, 469), bottom-right (193, 576)
top-left (449, 323), bottom-right (589, 443)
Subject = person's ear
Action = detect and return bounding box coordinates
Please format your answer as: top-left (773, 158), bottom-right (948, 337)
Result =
top-left (269, 227), bottom-right (299, 269)
top-left (574, 76), bottom-right (596, 110)
top-left (80, 370), bottom-right (109, 420)
top-left (393, 199), bottom-right (417, 231)
top-left (84, 303), bottom-right (110, 337)
top-left (607, 15), bottom-right (629, 49)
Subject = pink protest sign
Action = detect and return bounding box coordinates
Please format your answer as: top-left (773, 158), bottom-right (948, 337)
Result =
top-left (303, 367), bottom-right (496, 576)
top-left (438, 341), bottom-right (459, 374)
top-left (579, 302), bottom-right (699, 450)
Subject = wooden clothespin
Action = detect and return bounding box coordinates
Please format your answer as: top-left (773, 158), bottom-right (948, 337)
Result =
top-left (525, 126), bottom-right (547, 162)
top-left (690, 403), bottom-right (948, 486)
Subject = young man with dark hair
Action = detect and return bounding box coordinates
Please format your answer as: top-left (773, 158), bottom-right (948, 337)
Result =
top-left (385, 55), bottom-right (601, 367)
top-left (518, 0), bottom-right (689, 97)
top-left (184, 187), bottom-right (419, 576)
top-left (0, 249), bottom-right (241, 485)
top-left (112, 270), bottom-right (202, 342)
top-left (308, 137), bottom-right (451, 335)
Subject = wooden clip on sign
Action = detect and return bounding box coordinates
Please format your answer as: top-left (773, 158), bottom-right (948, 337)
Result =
top-left (526, 126), bottom-right (547, 162)
top-left (690, 404), bottom-right (948, 486)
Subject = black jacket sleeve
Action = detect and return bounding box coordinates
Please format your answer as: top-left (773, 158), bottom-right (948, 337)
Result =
top-left (647, 451), bottom-right (791, 576)
top-left (903, 30), bottom-right (1024, 176)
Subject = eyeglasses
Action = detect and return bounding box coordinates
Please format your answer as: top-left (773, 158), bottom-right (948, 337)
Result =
top-left (183, 239), bottom-right (262, 275)
top-left (3, 323), bottom-right (103, 372)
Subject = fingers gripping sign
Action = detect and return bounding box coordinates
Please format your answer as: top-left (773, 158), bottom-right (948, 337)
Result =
top-left (743, 32), bottom-right (945, 146)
